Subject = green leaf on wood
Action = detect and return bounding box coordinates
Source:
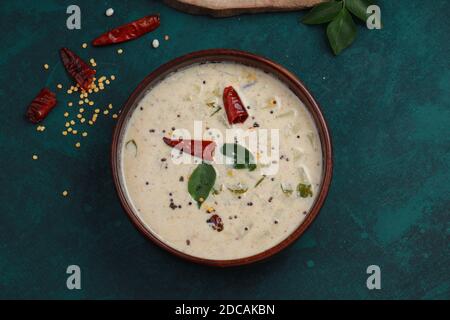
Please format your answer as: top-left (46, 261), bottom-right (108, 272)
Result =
top-left (346, 0), bottom-right (375, 22)
top-left (326, 8), bottom-right (357, 55)
top-left (301, 1), bottom-right (343, 25)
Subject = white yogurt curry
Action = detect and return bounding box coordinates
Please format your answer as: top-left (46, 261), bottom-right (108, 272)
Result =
top-left (120, 62), bottom-right (323, 260)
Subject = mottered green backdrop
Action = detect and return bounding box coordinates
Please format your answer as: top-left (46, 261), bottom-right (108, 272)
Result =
top-left (0, 0), bottom-right (449, 299)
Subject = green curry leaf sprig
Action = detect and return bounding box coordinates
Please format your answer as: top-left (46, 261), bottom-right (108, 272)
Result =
top-left (301, 0), bottom-right (378, 55)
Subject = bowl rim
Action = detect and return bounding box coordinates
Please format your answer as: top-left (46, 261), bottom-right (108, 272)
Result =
top-left (111, 49), bottom-right (333, 267)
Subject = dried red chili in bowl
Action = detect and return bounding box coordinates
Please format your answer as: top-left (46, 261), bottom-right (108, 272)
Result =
top-left (92, 15), bottom-right (161, 46)
top-left (223, 86), bottom-right (249, 125)
top-left (59, 48), bottom-right (96, 91)
top-left (162, 137), bottom-right (216, 161)
top-left (25, 88), bottom-right (57, 123)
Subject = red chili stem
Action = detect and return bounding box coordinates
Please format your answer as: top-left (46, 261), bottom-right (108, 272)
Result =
top-left (92, 15), bottom-right (160, 46)
top-left (25, 88), bottom-right (57, 123)
top-left (223, 86), bottom-right (249, 125)
top-left (59, 48), bottom-right (96, 91)
top-left (163, 137), bottom-right (216, 161)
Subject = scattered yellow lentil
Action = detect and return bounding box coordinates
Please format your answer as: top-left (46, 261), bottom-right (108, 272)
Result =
top-left (78, 100), bottom-right (84, 105)
top-left (79, 108), bottom-right (84, 113)
top-left (62, 190), bottom-right (69, 197)
top-left (105, 80), bottom-right (111, 85)
top-left (70, 120), bottom-right (76, 125)
top-left (88, 120), bottom-right (94, 125)
top-left (67, 127), bottom-right (73, 132)
top-left (111, 75), bottom-right (116, 80)
top-left (94, 109), bottom-right (100, 114)
top-left (62, 131), bottom-right (68, 136)
top-left (43, 64), bottom-right (49, 70)
top-left (68, 102), bottom-right (73, 107)
top-left (75, 142), bottom-right (81, 148)
top-left (32, 155), bottom-right (38, 160)
top-left (72, 130), bottom-right (78, 135)
top-left (77, 114), bottom-right (82, 119)
top-left (82, 43), bottom-right (88, 49)
top-left (94, 88), bottom-right (99, 93)
top-left (103, 110), bottom-right (109, 115)
top-left (80, 118), bottom-right (86, 123)
top-left (117, 48), bottom-right (123, 54)
top-left (108, 104), bottom-right (113, 109)
top-left (82, 132), bottom-right (88, 137)
top-left (67, 89), bottom-right (73, 94)
top-left (164, 35), bottom-right (170, 41)
top-left (112, 114), bottom-right (118, 119)
top-left (88, 101), bottom-right (94, 106)
top-left (57, 84), bottom-right (63, 89)
top-left (65, 122), bottom-right (70, 128)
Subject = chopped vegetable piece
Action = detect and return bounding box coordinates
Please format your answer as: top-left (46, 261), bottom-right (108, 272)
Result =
top-left (281, 183), bottom-right (294, 195)
top-left (254, 175), bottom-right (266, 188)
top-left (227, 183), bottom-right (249, 194)
top-left (297, 183), bottom-right (313, 198)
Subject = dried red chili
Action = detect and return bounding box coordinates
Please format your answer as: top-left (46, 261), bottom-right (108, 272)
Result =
top-left (207, 214), bottom-right (224, 232)
top-left (223, 86), bottom-right (249, 125)
top-left (25, 88), bottom-right (57, 123)
top-left (59, 48), bottom-right (96, 91)
top-left (92, 15), bottom-right (160, 46)
top-left (163, 137), bottom-right (216, 161)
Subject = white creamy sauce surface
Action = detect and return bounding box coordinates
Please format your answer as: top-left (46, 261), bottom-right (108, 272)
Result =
top-left (120, 62), bottom-right (323, 260)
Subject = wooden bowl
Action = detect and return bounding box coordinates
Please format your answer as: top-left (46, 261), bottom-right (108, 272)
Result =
top-left (111, 49), bottom-right (333, 267)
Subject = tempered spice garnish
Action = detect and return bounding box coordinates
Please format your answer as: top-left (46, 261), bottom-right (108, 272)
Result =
top-left (206, 214), bottom-right (224, 232)
top-left (60, 48), bottom-right (96, 91)
top-left (92, 15), bottom-right (160, 46)
top-left (25, 88), bottom-right (57, 123)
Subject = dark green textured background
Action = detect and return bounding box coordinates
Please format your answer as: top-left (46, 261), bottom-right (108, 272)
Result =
top-left (0, 0), bottom-right (449, 299)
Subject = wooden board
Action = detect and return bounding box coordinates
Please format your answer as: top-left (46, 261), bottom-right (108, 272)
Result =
top-left (164, 0), bottom-right (325, 17)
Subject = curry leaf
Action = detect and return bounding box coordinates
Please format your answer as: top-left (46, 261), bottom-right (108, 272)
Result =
top-left (346, 0), bottom-right (375, 22)
top-left (188, 163), bottom-right (216, 208)
top-left (301, 1), bottom-right (343, 25)
top-left (221, 143), bottom-right (257, 172)
top-left (327, 8), bottom-right (357, 55)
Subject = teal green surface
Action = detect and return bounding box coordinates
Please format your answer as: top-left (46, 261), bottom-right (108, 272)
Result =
top-left (0, 0), bottom-right (449, 299)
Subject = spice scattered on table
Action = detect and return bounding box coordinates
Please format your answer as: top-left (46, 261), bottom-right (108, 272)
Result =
top-left (152, 39), bottom-right (160, 48)
top-left (105, 8), bottom-right (114, 17)
top-left (92, 14), bottom-right (160, 46)
top-left (117, 48), bottom-right (123, 55)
